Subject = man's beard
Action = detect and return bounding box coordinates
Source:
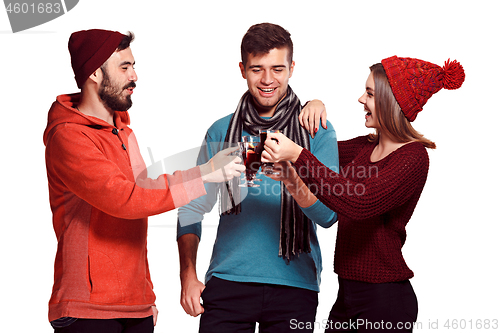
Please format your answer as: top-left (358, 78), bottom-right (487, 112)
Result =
top-left (98, 69), bottom-right (135, 111)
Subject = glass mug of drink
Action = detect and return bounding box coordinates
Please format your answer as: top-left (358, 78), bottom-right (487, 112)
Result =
top-left (258, 129), bottom-right (280, 175)
top-left (239, 135), bottom-right (261, 187)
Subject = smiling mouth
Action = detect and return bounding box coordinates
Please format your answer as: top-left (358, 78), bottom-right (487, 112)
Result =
top-left (124, 82), bottom-right (136, 91)
top-left (258, 87), bottom-right (277, 93)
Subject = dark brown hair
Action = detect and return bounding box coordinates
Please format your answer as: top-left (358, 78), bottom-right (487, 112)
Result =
top-left (101, 31), bottom-right (134, 71)
top-left (117, 31), bottom-right (134, 51)
top-left (368, 63), bottom-right (436, 149)
top-left (240, 23), bottom-right (293, 67)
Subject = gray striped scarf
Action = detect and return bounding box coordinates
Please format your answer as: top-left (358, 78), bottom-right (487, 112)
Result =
top-left (219, 86), bottom-right (311, 261)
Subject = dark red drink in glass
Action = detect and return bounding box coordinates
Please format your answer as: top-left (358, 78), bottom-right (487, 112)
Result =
top-left (239, 136), bottom-right (261, 187)
top-left (244, 150), bottom-right (261, 179)
top-left (258, 129), bottom-right (280, 175)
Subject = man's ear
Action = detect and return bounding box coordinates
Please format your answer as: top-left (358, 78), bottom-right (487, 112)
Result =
top-left (239, 62), bottom-right (247, 79)
top-left (89, 67), bottom-right (103, 85)
top-left (289, 60), bottom-right (295, 78)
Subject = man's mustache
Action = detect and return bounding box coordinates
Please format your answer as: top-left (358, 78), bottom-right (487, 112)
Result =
top-left (124, 82), bottom-right (136, 90)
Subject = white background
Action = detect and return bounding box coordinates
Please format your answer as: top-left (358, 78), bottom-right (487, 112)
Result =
top-left (1, 0), bottom-right (498, 332)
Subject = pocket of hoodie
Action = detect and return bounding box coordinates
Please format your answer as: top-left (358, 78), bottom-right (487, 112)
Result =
top-left (88, 251), bottom-right (124, 304)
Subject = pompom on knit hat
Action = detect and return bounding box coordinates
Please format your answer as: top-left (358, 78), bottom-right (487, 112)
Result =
top-left (68, 29), bottom-right (126, 88)
top-left (381, 56), bottom-right (465, 122)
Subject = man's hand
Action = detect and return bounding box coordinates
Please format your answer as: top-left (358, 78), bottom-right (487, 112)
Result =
top-left (178, 234), bottom-right (205, 317)
top-left (180, 274), bottom-right (205, 317)
top-left (152, 305), bottom-right (158, 326)
top-left (200, 147), bottom-right (245, 183)
top-left (299, 99), bottom-right (327, 138)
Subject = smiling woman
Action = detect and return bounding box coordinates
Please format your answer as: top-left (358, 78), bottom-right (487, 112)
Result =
top-left (366, 63), bottom-right (436, 150)
top-left (261, 55), bottom-right (465, 333)
top-left (359, 71), bottom-right (379, 128)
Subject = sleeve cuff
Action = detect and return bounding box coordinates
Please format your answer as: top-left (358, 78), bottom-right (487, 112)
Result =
top-left (177, 219), bottom-right (202, 240)
top-left (300, 199), bottom-right (337, 228)
top-left (293, 148), bottom-right (313, 175)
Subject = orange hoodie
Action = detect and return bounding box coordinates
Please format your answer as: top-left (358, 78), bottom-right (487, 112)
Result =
top-left (43, 93), bottom-right (206, 322)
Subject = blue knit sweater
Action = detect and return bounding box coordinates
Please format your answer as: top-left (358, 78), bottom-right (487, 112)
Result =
top-left (177, 113), bottom-right (339, 292)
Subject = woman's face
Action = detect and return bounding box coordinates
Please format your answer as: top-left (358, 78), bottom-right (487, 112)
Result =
top-left (358, 72), bottom-right (380, 129)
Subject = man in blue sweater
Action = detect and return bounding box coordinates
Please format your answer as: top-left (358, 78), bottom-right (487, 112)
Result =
top-left (177, 23), bottom-right (339, 333)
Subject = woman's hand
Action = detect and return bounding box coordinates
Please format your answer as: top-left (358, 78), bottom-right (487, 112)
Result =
top-left (264, 161), bottom-right (297, 183)
top-left (262, 132), bottom-right (303, 164)
top-left (299, 99), bottom-right (327, 138)
top-left (264, 158), bottom-right (318, 209)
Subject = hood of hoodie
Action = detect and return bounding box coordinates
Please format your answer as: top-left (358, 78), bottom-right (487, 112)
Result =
top-left (43, 93), bottom-right (131, 146)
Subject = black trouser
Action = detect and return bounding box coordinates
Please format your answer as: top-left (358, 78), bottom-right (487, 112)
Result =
top-left (199, 276), bottom-right (318, 333)
top-left (325, 278), bottom-right (418, 332)
top-left (54, 316), bottom-right (154, 333)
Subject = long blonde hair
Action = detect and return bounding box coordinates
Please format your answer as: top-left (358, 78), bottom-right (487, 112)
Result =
top-left (368, 63), bottom-right (436, 149)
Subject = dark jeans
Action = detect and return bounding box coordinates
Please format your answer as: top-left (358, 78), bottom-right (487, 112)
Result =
top-left (325, 278), bottom-right (418, 332)
top-left (200, 276), bottom-right (318, 333)
top-left (54, 316), bottom-right (154, 333)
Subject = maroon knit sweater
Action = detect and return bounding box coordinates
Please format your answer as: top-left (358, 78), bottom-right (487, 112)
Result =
top-left (294, 135), bottom-right (429, 283)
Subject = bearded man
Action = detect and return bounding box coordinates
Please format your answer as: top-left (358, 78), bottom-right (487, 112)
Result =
top-left (43, 29), bottom-right (243, 333)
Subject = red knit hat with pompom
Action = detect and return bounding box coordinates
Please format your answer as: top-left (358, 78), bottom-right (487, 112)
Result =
top-left (381, 56), bottom-right (465, 122)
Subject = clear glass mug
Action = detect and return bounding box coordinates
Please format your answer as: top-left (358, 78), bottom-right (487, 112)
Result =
top-left (239, 135), bottom-right (261, 187)
top-left (258, 129), bottom-right (280, 175)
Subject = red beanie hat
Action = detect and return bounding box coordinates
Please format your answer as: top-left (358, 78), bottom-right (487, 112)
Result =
top-left (381, 56), bottom-right (465, 122)
top-left (68, 29), bottom-right (126, 88)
